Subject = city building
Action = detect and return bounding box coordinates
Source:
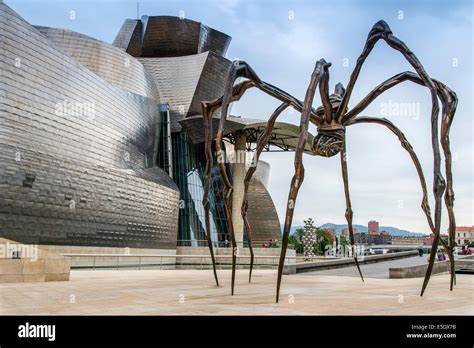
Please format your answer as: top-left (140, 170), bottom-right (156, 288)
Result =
top-left (422, 234), bottom-right (435, 246)
top-left (0, 3), bottom-right (295, 253)
top-left (455, 226), bottom-right (474, 245)
top-left (368, 220), bottom-right (380, 235)
top-left (354, 233), bottom-right (392, 245)
top-left (341, 227), bottom-right (360, 236)
top-left (390, 236), bottom-right (425, 245)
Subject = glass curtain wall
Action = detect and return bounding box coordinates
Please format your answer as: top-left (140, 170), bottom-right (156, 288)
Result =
top-left (157, 104), bottom-right (172, 176)
top-left (170, 132), bottom-right (230, 247)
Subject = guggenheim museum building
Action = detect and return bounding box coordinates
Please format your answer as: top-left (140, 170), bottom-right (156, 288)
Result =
top-left (0, 3), bottom-right (302, 253)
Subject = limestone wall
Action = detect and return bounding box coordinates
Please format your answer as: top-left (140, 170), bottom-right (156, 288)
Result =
top-left (0, 238), bottom-right (70, 282)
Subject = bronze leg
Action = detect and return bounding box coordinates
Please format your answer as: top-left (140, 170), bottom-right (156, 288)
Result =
top-left (437, 82), bottom-right (458, 289)
top-left (201, 103), bottom-right (219, 286)
top-left (334, 20), bottom-right (445, 296)
top-left (276, 59), bottom-right (329, 303)
top-left (214, 61), bottom-right (264, 295)
top-left (201, 60), bottom-right (325, 294)
top-left (340, 140), bottom-right (364, 281)
top-left (241, 102), bottom-right (289, 283)
top-left (343, 71), bottom-right (458, 291)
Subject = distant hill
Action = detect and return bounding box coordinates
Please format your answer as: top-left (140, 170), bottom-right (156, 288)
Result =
top-left (281, 223), bottom-right (427, 237)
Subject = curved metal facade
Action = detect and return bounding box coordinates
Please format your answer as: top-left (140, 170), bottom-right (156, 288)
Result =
top-left (36, 26), bottom-right (160, 100)
top-left (113, 16), bottom-right (231, 58)
top-left (0, 3), bottom-right (282, 250)
top-left (0, 3), bottom-right (179, 249)
top-left (246, 162), bottom-right (282, 243)
top-left (140, 53), bottom-right (231, 132)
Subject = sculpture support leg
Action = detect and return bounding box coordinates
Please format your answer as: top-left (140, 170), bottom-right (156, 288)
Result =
top-left (348, 116), bottom-right (456, 292)
top-left (334, 20), bottom-right (445, 296)
top-left (201, 104), bottom-right (219, 286)
top-left (276, 59), bottom-right (329, 303)
top-left (343, 71), bottom-right (458, 291)
top-left (202, 60), bottom-right (323, 294)
top-left (214, 63), bottom-right (249, 295)
top-left (242, 102), bottom-right (289, 283)
top-left (437, 82), bottom-right (458, 289)
top-left (340, 141), bottom-right (364, 281)
top-left (347, 116), bottom-right (435, 222)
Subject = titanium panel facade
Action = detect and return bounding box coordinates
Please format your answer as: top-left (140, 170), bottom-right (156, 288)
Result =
top-left (0, 3), bottom-right (281, 250)
top-left (246, 162), bottom-right (281, 244)
top-left (140, 53), bottom-right (232, 132)
top-left (35, 26), bottom-right (159, 100)
top-left (113, 16), bottom-right (231, 58)
top-left (0, 3), bottom-right (179, 249)
top-left (112, 19), bottom-right (141, 53)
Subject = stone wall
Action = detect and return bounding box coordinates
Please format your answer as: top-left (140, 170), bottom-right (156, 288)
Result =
top-left (0, 238), bottom-right (70, 282)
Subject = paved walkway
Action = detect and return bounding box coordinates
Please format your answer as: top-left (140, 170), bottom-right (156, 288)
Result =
top-left (1, 270), bottom-right (472, 315)
top-left (301, 256), bottom-right (429, 278)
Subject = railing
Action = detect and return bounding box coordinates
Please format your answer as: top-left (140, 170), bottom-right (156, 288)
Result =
top-left (61, 253), bottom-right (326, 270)
top-left (176, 240), bottom-right (294, 249)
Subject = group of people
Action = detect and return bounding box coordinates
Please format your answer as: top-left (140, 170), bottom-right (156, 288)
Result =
top-left (417, 247), bottom-right (448, 261)
top-left (262, 239), bottom-right (279, 248)
top-left (436, 250), bottom-right (447, 261)
top-left (461, 244), bottom-right (473, 255)
top-left (417, 243), bottom-right (473, 260)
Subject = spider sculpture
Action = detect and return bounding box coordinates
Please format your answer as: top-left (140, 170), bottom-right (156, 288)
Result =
top-left (201, 20), bottom-right (457, 303)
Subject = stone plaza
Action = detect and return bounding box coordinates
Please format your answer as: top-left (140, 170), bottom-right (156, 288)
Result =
top-left (1, 270), bottom-right (472, 315)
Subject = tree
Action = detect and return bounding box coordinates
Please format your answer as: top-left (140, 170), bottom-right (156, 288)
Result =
top-left (289, 228), bottom-right (304, 254)
top-left (339, 235), bottom-right (349, 247)
top-left (316, 228), bottom-right (333, 255)
top-left (294, 227), bottom-right (304, 241)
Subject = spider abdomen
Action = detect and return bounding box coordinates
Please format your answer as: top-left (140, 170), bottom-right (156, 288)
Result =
top-left (312, 129), bottom-right (345, 157)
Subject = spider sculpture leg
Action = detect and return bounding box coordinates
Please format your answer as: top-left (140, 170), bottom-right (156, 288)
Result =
top-left (337, 21), bottom-right (447, 296)
top-left (200, 81), bottom-right (259, 288)
top-left (201, 103), bottom-right (219, 286)
top-left (343, 71), bottom-right (458, 291)
top-left (340, 141), bottom-right (365, 281)
top-left (202, 59), bottom-right (325, 294)
top-left (319, 69), bottom-right (365, 282)
top-left (213, 61), bottom-right (267, 295)
top-left (276, 59), bottom-right (330, 303)
top-left (437, 81), bottom-right (458, 289)
top-left (346, 116), bottom-right (457, 289)
top-left (346, 115), bottom-right (434, 233)
top-left (241, 102), bottom-right (289, 283)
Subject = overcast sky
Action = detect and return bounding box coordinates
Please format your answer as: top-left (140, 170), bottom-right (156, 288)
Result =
top-left (7, 0), bottom-right (473, 234)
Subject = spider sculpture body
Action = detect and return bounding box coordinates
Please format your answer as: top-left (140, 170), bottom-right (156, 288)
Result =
top-left (201, 20), bottom-right (458, 303)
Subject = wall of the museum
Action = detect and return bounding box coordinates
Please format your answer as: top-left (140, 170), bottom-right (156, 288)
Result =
top-left (0, 3), bottom-right (180, 249)
top-left (35, 26), bottom-right (159, 100)
top-left (246, 161), bottom-right (282, 244)
top-left (139, 52), bottom-right (231, 132)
